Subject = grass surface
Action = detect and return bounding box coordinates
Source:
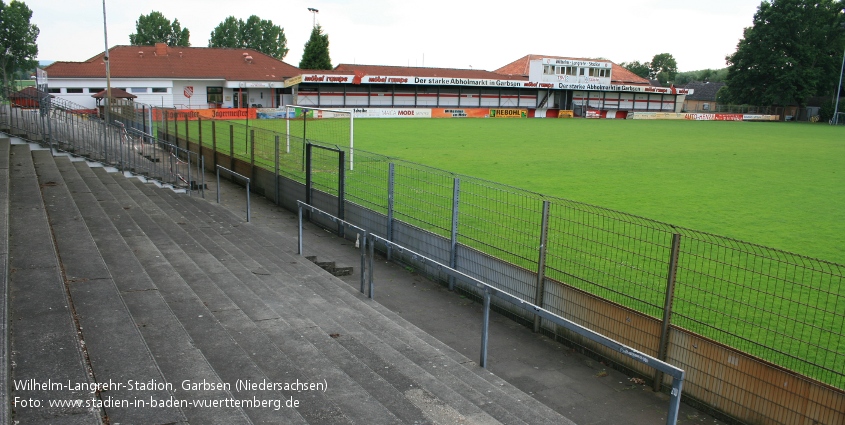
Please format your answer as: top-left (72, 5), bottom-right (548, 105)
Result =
top-left (348, 119), bottom-right (845, 264)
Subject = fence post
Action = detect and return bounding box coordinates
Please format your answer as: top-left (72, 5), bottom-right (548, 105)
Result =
top-left (654, 232), bottom-right (681, 392)
top-left (250, 129), bottom-right (255, 180)
top-left (212, 120), bottom-right (217, 171)
top-left (387, 162), bottom-right (395, 261)
top-left (338, 150), bottom-right (346, 238)
top-left (184, 113), bottom-right (189, 151)
top-left (275, 135), bottom-right (280, 205)
top-left (448, 177), bottom-right (461, 291)
top-left (360, 231), bottom-right (368, 294)
top-left (533, 200), bottom-right (551, 333)
top-left (229, 124), bottom-right (234, 172)
top-left (305, 143), bottom-right (312, 220)
top-left (198, 116), bottom-right (203, 170)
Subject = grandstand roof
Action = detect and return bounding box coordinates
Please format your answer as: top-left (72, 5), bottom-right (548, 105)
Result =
top-left (45, 43), bottom-right (300, 81)
top-left (494, 54), bottom-right (651, 86)
top-left (332, 64), bottom-right (523, 80)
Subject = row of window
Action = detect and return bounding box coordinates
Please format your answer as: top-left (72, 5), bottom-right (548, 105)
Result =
top-left (47, 87), bottom-right (170, 94)
top-left (542, 65), bottom-right (611, 78)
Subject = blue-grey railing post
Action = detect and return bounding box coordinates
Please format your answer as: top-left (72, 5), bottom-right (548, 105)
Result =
top-left (245, 179), bottom-right (251, 222)
top-left (368, 234), bottom-right (375, 299)
top-left (297, 203), bottom-right (303, 255)
top-left (667, 374), bottom-right (685, 425)
top-left (360, 232), bottom-right (367, 294)
top-left (654, 232), bottom-right (682, 392)
top-left (274, 135), bottom-right (280, 205)
top-left (216, 166), bottom-right (221, 204)
top-left (480, 287), bottom-right (491, 368)
top-left (448, 177), bottom-right (460, 291)
top-left (386, 162), bottom-right (395, 261)
top-left (533, 200), bottom-right (551, 333)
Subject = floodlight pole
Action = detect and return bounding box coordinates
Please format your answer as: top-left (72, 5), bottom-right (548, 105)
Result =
top-left (307, 8), bottom-right (319, 27)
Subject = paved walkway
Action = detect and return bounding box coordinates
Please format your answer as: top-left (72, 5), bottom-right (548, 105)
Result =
top-left (208, 173), bottom-right (730, 425)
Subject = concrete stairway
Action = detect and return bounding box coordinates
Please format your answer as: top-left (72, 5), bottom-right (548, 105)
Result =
top-left (3, 138), bottom-right (576, 424)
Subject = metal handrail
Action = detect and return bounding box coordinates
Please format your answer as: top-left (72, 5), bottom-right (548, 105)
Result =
top-left (295, 200), bottom-right (686, 425)
top-left (216, 165), bottom-right (250, 222)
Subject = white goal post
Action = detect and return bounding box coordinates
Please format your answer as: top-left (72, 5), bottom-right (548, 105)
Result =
top-left (284, 105), bottom-right (355, 170)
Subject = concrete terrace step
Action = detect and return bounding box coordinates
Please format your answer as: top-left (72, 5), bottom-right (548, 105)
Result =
top-left (52, 157), bottom-right (251, 424)
top-left (88, 165), bottom-right (411, 424)
top-left (7, 141), bottom-right (576, 424)
top-left (122, 176), bottom-right (514, 425)
top-left (65, 161), bottom-right (299, 425)
top-left (140, 177), bottom-right (570, 424)
top-left (101, 168), bottom-right (442, 425)
top-left (31, 150), bottom-right (185, 425)
top-left (7, 144), bottom-right (100, 424)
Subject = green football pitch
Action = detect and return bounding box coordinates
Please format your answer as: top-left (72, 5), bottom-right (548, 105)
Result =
top-left (304, 118), bottom-right (845, 264)
top-left (175, 118), bottom-right (844, 264)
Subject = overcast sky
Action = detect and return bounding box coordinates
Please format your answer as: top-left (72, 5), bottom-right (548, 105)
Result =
top-left (26, 0), bottom-right (763, 72)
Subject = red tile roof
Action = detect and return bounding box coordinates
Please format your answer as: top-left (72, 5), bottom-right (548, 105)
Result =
top-left (333, 64), bottom-right (525, 80)
top-left (45, 44), bottom-right (301, 81)
top-left (493, 54), bottom-right (651, 86)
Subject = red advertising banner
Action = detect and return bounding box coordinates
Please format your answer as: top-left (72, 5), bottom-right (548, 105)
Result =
top-left (152, 108), bottom-right (257, 121)
top-left (431, 108), bottom-right (490, 118)
top-left (430, 108), bottom-right (527, 118)
top-left (714, 114), bottom-right (743, 121)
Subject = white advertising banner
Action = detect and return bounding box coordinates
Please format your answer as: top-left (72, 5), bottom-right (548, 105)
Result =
top-left (350, 108), bottom-right (432, 118)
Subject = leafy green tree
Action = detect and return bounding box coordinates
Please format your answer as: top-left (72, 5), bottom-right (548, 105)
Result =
top-left (619, 60), bottom-right (650, 79)
top-left (129, 11), bottom-right (190, 47)
top-left (241, 16), bottom-right (288, 59)
top-left (299, 24), bottom-right (332, 70)
top-left (0, 0), bottom-right (39, 90)
top-left (650, 53), bottom-right (678, 84)
top-left (208, 15), bottom-right (289, 59)
top-left (724, 0), bottom-right (845, 106)
top-left (208, 16), bottom-right (240, 49)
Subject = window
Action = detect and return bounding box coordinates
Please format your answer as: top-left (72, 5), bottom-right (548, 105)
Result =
top-left (89, 88), bottom-right (104, 94)
top-left (47, 88), bottom-right (61, 93)
top-left (207, 86), bottom-right (223, 104)
top-left (66, 88), bottom-right (83, 93)
top-left (152, 87), bottom-right (168, 93)
top-left (543, 65), bottom-right (554, 75)
top-left (130, 87), bottom-right (148, 93)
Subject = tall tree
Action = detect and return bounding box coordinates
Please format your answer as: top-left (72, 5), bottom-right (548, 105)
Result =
top-left (208, 16), bottom-right (240, 49)
top-left (0, 0), bottom-right (39, 90)
top-left (299, 24), bottom-right (331, 70)
top-left (129, 11), bottom-right (190, 47)
top-left (208, 15), bottom-right (289, 59)
top-left (724, 0), bottom-right (845, 106)
top-left (649, 53), bottom-right (678, 84)
top-left (241, 16), bottom-right (289, 59)
top-left (619, 60), bottom-right (650, 79)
